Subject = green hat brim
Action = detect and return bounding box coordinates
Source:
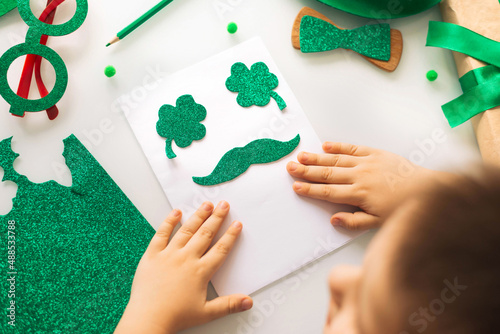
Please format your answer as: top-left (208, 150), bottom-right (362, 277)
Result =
top-left (316, 0), bottom-right (442, 19)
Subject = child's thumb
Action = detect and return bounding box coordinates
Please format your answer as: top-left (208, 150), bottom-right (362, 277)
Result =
top-left (206, 294), bottom-right (253, 321)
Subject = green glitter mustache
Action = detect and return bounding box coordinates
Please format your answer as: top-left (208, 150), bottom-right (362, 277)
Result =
top-left (193, 134), bottom-right (300, 186)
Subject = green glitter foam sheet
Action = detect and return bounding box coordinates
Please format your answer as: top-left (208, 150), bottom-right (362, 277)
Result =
top-left (0, 135), bottom-right (155, 333)
top-left (0, 0), bottom-right (16, 17)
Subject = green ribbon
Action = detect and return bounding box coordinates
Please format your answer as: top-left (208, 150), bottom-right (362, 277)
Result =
top-left (300, 15), bottom-right (391, 61)
top-left (443, 66), bottom-right (500, 128)
top-left (426, 21), bottom-right (500, 127)
top-left (427, 21), bottom-right (500, 68)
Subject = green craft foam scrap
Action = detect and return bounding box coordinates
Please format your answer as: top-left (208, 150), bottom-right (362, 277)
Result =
top-left (0, 135), bottom-right (155, 333)
top-left (0, 0), bottom-right (17, 17)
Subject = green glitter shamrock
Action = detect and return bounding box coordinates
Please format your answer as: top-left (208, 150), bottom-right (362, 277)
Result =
top-left (156, 95), bottom-right (207, 159)
top-left (226, 62), bottom-right (287, 111)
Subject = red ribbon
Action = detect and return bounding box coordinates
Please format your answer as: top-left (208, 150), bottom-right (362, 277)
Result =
top-left (16, 0), bottom-right (66, 120)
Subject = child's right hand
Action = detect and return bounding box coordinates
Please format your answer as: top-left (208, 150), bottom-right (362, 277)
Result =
top-left (287, 142), bottom-right (441, 230)
top-left (115, 201), bottom-right (252, 334)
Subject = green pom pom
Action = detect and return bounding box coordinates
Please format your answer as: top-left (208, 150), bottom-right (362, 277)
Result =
top-left (426, 70), bottom-right (438, 81)
top-left (227, 22), bottom-right (238, 34)
top-left (104, 65), bottom-right (116, 78)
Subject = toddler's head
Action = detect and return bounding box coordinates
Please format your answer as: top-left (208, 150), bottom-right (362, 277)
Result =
top-left (324, 168), bottom-right (500, 334)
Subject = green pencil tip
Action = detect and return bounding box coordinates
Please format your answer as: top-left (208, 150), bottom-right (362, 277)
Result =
top-left (106, 43), bottom-right (111, 47)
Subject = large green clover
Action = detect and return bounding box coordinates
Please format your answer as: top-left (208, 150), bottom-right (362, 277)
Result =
top-left (226, 62), bottom-right (287, 111)
top-left (156, 95), bottom-right (207, 159)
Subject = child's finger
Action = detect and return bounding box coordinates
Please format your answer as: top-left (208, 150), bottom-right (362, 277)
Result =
top-left (292, 182), bottom-right (360, 206)
top-left (287, 162), bottom-right (354, 184)
top-left (202, 221), bottom-right (242, 275)
top-left (322, 142), bottom-right (371, 157)
top-left (169, 202), bottom-right (214, 249)
top-left (331, 211), bottom-right (381, 231)
top-left (205, 294), bottom-right (253, 321)
top-left (146, 209), bottom-right (182, 254)
top-left (297, 151), bottom-right (359, 168)
top-left (185, 201), bottom-right (230, 257)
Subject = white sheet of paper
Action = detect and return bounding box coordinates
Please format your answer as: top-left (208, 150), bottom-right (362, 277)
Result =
top-left (125, 38), bottom-right (363, 296)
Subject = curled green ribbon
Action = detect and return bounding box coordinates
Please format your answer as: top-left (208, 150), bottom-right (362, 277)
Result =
top-left (300, 15), bottom-right (391, 61)
top-left (426, 21), bottom-right (500, 127)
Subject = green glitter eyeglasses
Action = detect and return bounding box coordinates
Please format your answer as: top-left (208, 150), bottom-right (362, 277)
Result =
top-left (0, 0), bottom-right (88, 117)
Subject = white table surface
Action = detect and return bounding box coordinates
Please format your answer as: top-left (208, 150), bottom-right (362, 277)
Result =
top-left (0, 0), bottom-right (480, 333)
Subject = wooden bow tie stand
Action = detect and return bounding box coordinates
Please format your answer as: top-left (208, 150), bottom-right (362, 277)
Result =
top-left (292, 7), bottom-right (403, 72)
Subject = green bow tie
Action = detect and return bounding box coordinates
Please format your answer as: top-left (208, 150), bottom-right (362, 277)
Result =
top-left (300, 15), bottom-right (392, 61)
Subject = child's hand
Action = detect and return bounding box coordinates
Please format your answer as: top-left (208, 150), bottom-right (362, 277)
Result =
top-left (115, 201), bottom-right (253, 334)
top-left (287, 142), bottom-right (440, 230)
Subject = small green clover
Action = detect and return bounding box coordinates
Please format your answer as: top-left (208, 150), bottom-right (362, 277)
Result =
top-left (226, 62), bottom-right (287, 111)
top-left (156, 95), bottom-right (207, 159)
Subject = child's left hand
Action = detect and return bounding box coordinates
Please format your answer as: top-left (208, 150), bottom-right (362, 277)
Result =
top-left (286, 142), bottom-right (438, 230)
top-left (115, 201), bottom-right (253, 334)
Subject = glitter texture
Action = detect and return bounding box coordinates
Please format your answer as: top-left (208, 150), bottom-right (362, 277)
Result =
top-left (18, 0), bottom-right (88, 38)
top-left (0, 0), bottom-right (16, 17)
top-left (299, 15), bottom-right (391, 61)
top-left (0, 135), bottom-right (155, 333)
top-left (156, 95), bottom-right (207, 159)
top-left (0, 43), bottom-right (68, 116)
top-left (193, 134), bottom-right (300, 186)
top-left (226, 62), bottom-right (287, 111)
